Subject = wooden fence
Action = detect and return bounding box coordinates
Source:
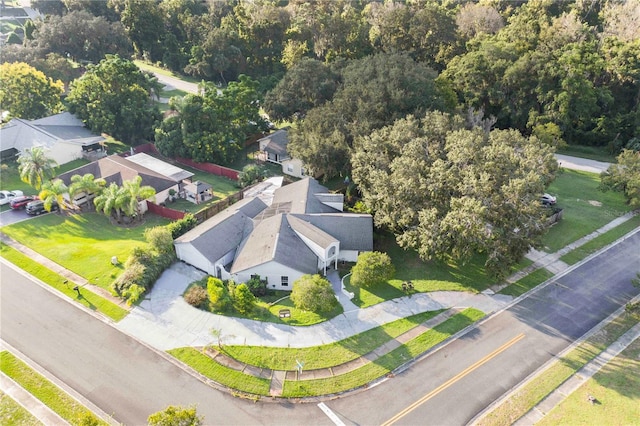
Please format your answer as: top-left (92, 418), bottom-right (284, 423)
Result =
top-left (146, 201), bottom-right (186, 221)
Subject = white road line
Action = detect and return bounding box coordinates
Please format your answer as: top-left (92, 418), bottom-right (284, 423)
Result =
top-left (317, 402), bottom-right (346, 426)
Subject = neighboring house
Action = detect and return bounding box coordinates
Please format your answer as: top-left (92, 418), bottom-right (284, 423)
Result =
top-left (175, 177), bottom-right (373, 290)
top-left (257, 129), bottom-right (306, 178)
top-left (0, 112), bottom-right (106, 164)
top-left (57, 153), bottom-right (194, 210)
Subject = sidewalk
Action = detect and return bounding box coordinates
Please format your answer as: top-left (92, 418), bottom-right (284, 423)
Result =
top-left (514, 321), bottom-right (640, 425)
top-left (116, 262), bottom-right (509, 350)
top-left (491, 210), bottom-right (637, 293)
top-left (0, 372), bottom-right (68, 425)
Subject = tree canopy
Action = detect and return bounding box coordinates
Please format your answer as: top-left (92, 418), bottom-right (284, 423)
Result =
top-left (600, 149), bottom-right (640, 209)
top-left (0, 62), bottom-right (63, 120)
top-left (66, 55), bottom-right (162, 144)
top-left (350, 252), bottom-right (395, 288)
top-left (352, 112), bottom-right (558, 278)
top-left (155, 75), bottom-right (267, 165)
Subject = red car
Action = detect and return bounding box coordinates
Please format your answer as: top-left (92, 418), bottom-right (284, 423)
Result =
top-left (10, 195), bottom-right (38, 210)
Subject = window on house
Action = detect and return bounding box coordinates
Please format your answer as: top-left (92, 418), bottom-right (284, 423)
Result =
top-left (329, 246), bottom-right (336, 257)
top-left (287, 164), bottom-right (294, 173)
top-left (281, 276), bottom-right (289, 287)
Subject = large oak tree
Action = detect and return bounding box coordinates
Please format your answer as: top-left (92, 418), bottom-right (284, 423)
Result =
top-left (351, 112), bottom-right (558, 278)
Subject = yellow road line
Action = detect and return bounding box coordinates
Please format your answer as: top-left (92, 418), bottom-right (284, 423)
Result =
top-left (381, 333), bottom-right (526, 426)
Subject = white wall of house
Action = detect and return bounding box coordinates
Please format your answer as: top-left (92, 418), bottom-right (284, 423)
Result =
top-left (45, 142), bottom-right (83, 166)
top-left (175, 243), bottom-right (217, 275)
top-left (234, 262), bottom-right (311, 291)
top-left (339, 250), bottom-right (360, 262)
top-left (155, 185), bottom-right (178, 205)
top-left (282, 158), bottom-right (305, 179)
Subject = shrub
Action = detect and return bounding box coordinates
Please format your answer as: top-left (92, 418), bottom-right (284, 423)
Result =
top-left (148, 405), bottom-right (202, 426)
top-left (233, 283), bottom-right (255, 314)
top-left (207, 277), bottom-right (231, 311)
top-left (122, 283), bottom-right (145, 306)
top-left (351, 251), bottom-right (395, 288)
top-left (144, 226), bottom-right (174, 254)
top-left (111, 262), bottom-right (145, 295)
top-left (167, 213), bottom-right (198, 239)
top-left (237, 164), bottom-right (269, 188)
top-left (245, 275), bottom-right (267, 296)
top-left (291, 274), bottom-right (338, 313)
top-left (184, 285), bottom-right (208, 308)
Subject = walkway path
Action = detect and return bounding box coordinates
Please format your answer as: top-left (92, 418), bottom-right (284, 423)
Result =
top-left (514, 320), bottom-right (640, 425)
top-left (116, 262), bottom-right (508, 350)
top-left (491, 210), bottom-right (637, 293)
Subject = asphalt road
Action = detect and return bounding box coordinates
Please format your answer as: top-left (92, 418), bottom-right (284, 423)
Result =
top-left (1, 231), bottom-right (638, 425)
top-left (0, 261), bottom-right (329, 426)
top-left (324, 230), bottom-right (640, 425)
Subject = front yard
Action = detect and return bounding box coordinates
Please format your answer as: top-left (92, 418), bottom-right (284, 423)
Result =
top-left (1, 212), bottom-right (169, 290)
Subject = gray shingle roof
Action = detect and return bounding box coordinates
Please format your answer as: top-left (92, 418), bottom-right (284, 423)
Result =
top-left (258, 129), bottom-right (290, 157)
top-left (231, 214), bottom-right (318, 275)
top-left (270, 177), bottom-right (341, 214)
top-left (287, 215), bottom-right (338, 249)
top-left (56, 155), bottom-right (178, 193)
top-left (292, 213), bottom-right (374, 251)
top-left (175, 197), bottom-right (267, 263)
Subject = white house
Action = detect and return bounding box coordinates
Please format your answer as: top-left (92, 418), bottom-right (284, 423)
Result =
top-left (257, 129), bottom-right (307, 179)
top-left (0, 112), bottom-right (106, 165)
top-left (174, 177), bottom-right (374, 290)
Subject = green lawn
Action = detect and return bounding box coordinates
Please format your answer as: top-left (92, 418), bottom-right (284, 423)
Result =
top-left (538, 337), bottom-right (640, 426)
top-left (168, 347), bottom-right (271, 396)
top-left (0, 352), bottom-right (107, 425)
top-left (0, 159), bottom-right (91, 210)
top-left (1, 212), bottom-right (169, 290)
top-left (560, 215), bottom-right (640, 265)
top-left (344, 231), bottom-right (530, 308)
top-left (498, 268), bottom-right (554, 297)
top-left (170, 308), bottom-right (483, 398)
top-left (477, 313), bottom-right (640, 426)
top-left (541, 169), bottom-right (632, 252)
top-left (0, 392), bottom-right (41, 426)
top-left (282, 308), bottom-right (485, 397)
top-left (222, 310), bottom-right (444, 370)
top-left (0, 243), bottom-right (128, 321)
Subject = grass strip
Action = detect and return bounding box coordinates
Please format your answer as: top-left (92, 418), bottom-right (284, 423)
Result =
top-left (537, 338), bottom-right (640, 425)
top-left (476, 313), bottom-right (640, 426)
top-left (560, 215), bottom-right (640, 265)
top-left (0, 351), bottom-right (107, 426)
top-left (222, 310), bottom-right (445, 370)
top-left (0, 392), bottom-right (42, 426)
top-left (167, 348), bottom-right (271, 396)
top-left (0, 242), bottom-right (128, 322)
top-left (282, 308), bottom-right (485, 397)
top-left (498, 268), bottom-right (554, 297)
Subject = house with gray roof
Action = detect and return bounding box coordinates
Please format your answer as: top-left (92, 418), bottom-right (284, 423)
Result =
top-left (56, 153), bottom-right (193, 208)
top-left (257, 129), bottom-right (307, 179)
top-left (0, 112), bottom-right (106, 164)
top-left (174, 177), bottom-right (373, 290)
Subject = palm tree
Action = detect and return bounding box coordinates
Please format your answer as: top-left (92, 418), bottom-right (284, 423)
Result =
top-left (17, 147), bottom-right (58, 190)
top-left (38, 179), bottom-right (68, 213)
top-left (122, 176), bottom-right (156, 218)
top-left (94, 183), bottom-right (128, 222)
top-left (68, 173), bottom-right (106, 208)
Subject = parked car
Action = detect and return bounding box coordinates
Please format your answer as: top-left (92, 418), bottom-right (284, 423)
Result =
top-left (0, 190), bottom-right (24, 206)
top-left (541, 193), bottom-right (557, 206)
top-left (10, 195), bottom-right (38, 210)
top-left (26, 199), bottom-right (58, 215)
